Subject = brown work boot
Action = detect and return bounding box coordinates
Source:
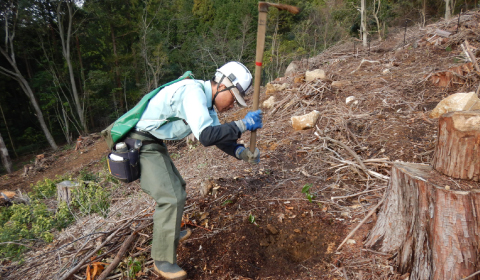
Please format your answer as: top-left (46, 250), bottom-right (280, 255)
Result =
top-left (179, 228), bottom-right (191, 242)
top-left (154, 261), bottom-right (187, 280)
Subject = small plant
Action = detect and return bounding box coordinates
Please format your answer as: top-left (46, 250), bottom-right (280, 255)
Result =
top-left (170, 153), bottom-right (181, 159)
top-left (222, 199), bottom-right (233, 206)
top-left (79, 168), bottom-right (99, 182)
top-left (55, 202), bottom-right (75, 229)
top-left (301, 184), bottom-right (317, 203)
top-left (127, 257), bottom-right (143, 278)
top-left (445, 46), bottom-right (452, 52)
top-left (248, 214), bottom-right (255, 224)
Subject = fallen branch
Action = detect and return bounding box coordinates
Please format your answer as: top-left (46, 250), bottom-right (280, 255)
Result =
top-left (269, 95), bottom-right (293, 116)
top-left (58, 224), bottom-right (125, 280)
top-left (350, 59), bottom-right (380, 74)
top-left (465, 40), bottom-right (480, 72)
top-left (462, 270), bottom-right (480, 280)
top-left (314, 129), bottom-right (369, 176)
top-left (0, 241), bottom-right (35, 248)
top-left (97, 220), bottom-right (151, 280)
top-left (331, 187), bottom-right (386, 200)
top-left (59, 218), bottom-right (152, 280)
top-left (337, 191), bottom-right (386, 251)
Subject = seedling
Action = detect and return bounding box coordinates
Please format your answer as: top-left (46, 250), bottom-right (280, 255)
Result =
top-left (248, 214), bottom-right (257, 226)
top-left (301, 184), bottom-right (317, 203)
top-left (222, 199), bottom-right (233, 206)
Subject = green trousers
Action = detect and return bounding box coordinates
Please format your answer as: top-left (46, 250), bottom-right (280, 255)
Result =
top-left (129, 132), bottom-right (186, 264)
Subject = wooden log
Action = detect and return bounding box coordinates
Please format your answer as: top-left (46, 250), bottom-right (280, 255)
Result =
top-left (364, 162), bottom-right (480, 279)
top-left (56, 181), bottom-right (79, 204)
top-left (432, 111), bottom-right (480, 181)
top-left (435, 29), bottom-right (452, 38)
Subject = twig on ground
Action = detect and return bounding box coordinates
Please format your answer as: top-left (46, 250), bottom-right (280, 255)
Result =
top-left (331, 187), bottom-right (386, 200)
top-left (314, 129), bottom-right (370, 176)
top-left (337, 191), bottom-right (387, 251)
top-left (462, 270), bottom-right (480, 280)
top-left (0, 242), bottom-right (35, 248)
top-left (97, 220), bottom-right (150, 280)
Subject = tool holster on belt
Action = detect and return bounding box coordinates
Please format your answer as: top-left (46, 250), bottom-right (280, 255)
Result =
top-left (107, 137), bottom-right (143, 183)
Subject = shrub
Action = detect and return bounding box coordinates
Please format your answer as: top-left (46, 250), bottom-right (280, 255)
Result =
top-left (0, 173), bottom-right (112, 260)
top-left (71, 182), bottom-right (110, 217)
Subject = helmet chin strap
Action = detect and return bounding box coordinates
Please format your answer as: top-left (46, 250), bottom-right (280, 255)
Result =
top-left (212, 75), bottom-right (235, 109)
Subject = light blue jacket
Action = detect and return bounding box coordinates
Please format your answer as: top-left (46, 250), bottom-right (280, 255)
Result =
top-left (135, 80), bottom-right (221, 140)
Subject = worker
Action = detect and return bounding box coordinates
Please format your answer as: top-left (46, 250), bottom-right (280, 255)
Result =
top-left (128, 61), bottom-right (262, 280)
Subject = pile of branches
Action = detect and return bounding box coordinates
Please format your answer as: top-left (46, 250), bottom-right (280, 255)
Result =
top-left (4, 202), bottom-right (156, 280)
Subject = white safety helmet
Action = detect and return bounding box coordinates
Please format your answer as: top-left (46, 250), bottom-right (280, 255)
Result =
top-left (214, 61), bottom-right (253, 107)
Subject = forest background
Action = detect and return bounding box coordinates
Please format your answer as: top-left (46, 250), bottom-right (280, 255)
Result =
top-left (0, 0), bottom-right (473, 174)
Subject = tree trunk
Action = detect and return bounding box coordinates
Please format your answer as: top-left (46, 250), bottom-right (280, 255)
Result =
top-left (361, 0), bottom-right (368, 47)
top-left (111, 24), bottom-right (124, 111)
top-left (57, 1), bottom-right (88, 134)
top-left (373, 0), bottom-right (382, 41)
top-left (365, 162), bottom-right (480, 279)
top-left (433, 111), bottom-right (480, 181)
top-left (0, 102), bottom-right (17, 157)
top-left (445, 0), bottom-right (452, 20)
top-left (0, 133), bottom-right (12, 174)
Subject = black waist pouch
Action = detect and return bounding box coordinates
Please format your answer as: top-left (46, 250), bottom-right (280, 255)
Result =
top-left (107, 138), bottom-right (142, 183)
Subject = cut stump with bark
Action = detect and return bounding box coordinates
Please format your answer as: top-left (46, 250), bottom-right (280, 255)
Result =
top-left (433, 110), bottom-right (480, 181)
top-left (364, 162), bottom-right (480, 279)
top-left (56, 181), bottom-right (79, 204)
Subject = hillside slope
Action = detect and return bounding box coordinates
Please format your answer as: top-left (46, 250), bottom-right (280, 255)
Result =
top-left (3, 11), bottom-right (480, 279)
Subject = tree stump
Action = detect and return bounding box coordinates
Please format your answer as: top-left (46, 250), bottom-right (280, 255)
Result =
top-left (56, 181), bottom-right (79, 204)
top-left (365, 162), bottom-right (480, 279)
top-left (432, 110), bottom-right (480, 181)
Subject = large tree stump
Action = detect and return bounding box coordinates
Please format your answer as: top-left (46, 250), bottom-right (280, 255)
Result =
top-left (432, 110), bottom-right (480, 181)
top-left (365, 162), bottom-right (480, 279)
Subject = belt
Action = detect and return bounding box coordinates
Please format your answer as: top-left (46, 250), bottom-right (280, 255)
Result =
top-left (131, 130), bottom-right (164, 145)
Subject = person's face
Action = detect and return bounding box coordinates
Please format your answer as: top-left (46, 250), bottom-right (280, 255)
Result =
top-left (214, 84), bottom-right (236, 112)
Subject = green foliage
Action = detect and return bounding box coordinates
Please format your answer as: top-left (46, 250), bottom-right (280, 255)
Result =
top-left (248, 214), bottom-right (255, 224)
top-left (0, 202), bottom-right (55, 259)
top-left (127, 257), bottom-right (143, 278)
top-left (79, 168), bottom-right (100, 182)
top-left (70, 182), bottom-right (110, 217)
top-left (55, 201), bottom-right (75, 229)
top-left (301, 184), bottom-right (316, 203)
top-left (221, 199), bottom-right (233, 206)
top-left (30, 178), bottom-right (58, 200)
top-left (0, 172), bottom-right (112, 260)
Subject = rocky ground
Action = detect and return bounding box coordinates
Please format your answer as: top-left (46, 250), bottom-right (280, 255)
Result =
top-left (2, 11), bottom-right (480, 280)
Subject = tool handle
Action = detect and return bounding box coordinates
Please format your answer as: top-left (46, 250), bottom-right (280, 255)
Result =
top-left (259, 2), bottom-right (300, 14)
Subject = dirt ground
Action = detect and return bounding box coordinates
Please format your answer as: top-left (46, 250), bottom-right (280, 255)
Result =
top-left (2, 11), bottom-right (480, 280)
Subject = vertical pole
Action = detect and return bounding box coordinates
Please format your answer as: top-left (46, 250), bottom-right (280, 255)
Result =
top-left (457, 9), bottom-right (462, 33)
top-left (250, 7), bottom-right (268, 153)
top-left (368, 38), bottom-right (370, 56)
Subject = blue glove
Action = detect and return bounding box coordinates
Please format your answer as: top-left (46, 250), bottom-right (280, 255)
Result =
top-left (235, 146), bottom-right (260, 164)
top-left (241, 110), bottom-right (263, 131)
